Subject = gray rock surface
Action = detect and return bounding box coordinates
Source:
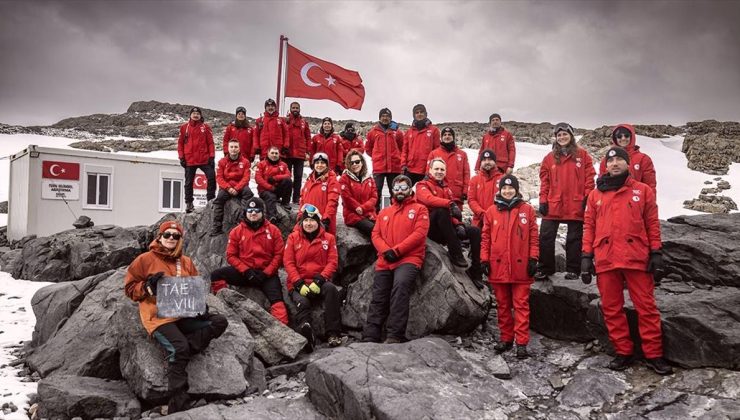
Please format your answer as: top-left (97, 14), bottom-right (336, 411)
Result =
top-left (159, 396), bottom-right (324, 420)
top-left (682, 120), bottom-right (740, 175)
top-left (37, 375), bottom-right (141, 420)
top-left (334, 225), bottom-right (376, 287)
top-left (530, 274), bottom-right (600, 342)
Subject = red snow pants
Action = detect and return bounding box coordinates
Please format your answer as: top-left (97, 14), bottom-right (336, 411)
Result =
top-left (492, 283), bottom-right (531, 345)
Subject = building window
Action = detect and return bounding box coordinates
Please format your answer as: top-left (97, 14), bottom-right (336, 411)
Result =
top-left (83, 165), bottom-right (113, 210)
top-left (161, 178), bottom-right (183, 211)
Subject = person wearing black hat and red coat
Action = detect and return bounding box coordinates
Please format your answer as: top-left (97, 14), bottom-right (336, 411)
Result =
top-left (310, 117), bottom-right (344, 173)
top-left (475, 113), bottom-right (516, 174)
top-left (178, 107), bottom-right (216, 213)
top-left (222, 106), bottom-right (256, 162)
top-left (581, 146), bottom-right (672, 375)
top-left (299, 153), bottom-right (341, 234)
top-left (211, 139), bottom-right (254, 235)
top-left (402, 104), bottom-right (440, 185)
top-left (255, 146), bottom-right (292, 223)
top-left (469, 149), bottom-right (503, 228)
top-left (254, 99), bottom-right (288, 160)
top-left (598, 124), bottom-right (657, 193)
top-left (339, 122), bottom-right (365, 161)
top-left (365, 108), bottom-right (404, 211)
top-left (427, 127), bottom-right (470, 206)
top-left (284, 101), bottom-right (312, 203)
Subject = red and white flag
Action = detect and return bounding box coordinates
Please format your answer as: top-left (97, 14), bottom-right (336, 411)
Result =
top-left (284, 44), bottom-right (365, 110)
top-left (194, 174), bottom-right (209, 189)
top-left (42, 160), bottom-right (80, 180)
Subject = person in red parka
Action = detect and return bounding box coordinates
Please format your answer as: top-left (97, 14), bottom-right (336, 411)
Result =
top-left (222, 106), bottom-right (255, 162)
top-left (402, 104), bottom-right (440, 185)
top-left (581, 146), bottom-right (672, 375)
top-left (469, 149), bottom-right (503, 228)
top-left (310, 117), bottom-right (344, 173)
top-left (427, 127), bottom-right (469, 206)
top-left (253, 99), bottom-right (288, 160)
top-left (537, 122), bottom-right (596, 280)
top-left (475, 113), bottom-right (516, 174)
top-left (211, 139), bottom-right (254, 235)
top-left (481, 175), bottom-right (539, 359)
top-left (299, 153), bottom-right (340, 234)
top-left (255, 146), bottom-right (292, 223)
top-left (598, 124), bottom-right (657, 193)
top-left (284, 205), bottom-right (342, 350)
top-left (362, 175), bottom-right (430, 343)
top-left (177, 107), bottom-right (216, 213)
top-left (339, 123), bottom-right (365, 166)
top-left (209, 197), bottom-right (289, 325)
top-left (285, 102), bottom-right (312, 204)
top-left (365, 108), bottom-right (404, 212)
top-left (339, 150), bottom-right (377, 236)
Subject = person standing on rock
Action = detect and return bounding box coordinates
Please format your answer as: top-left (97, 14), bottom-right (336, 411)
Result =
top-left (598, 124), bottom-right (657, 193)
top-left (211, 139), bottom-right (254, 235)
top-left (178, 107), bottom-right (216, 213)
top-left (475, 113), bottom-right (516, 175)
top-left (124, 221), bottom-right (228, 414)
top-left (536, 122), bottom-right (595, 281)
top-left (362, 175), bottom-right (429, 343)
top-left (253, 99), bottom-right (288, 161)
top-left (209, 197), bottom-right (289, 325)
top-left (402, 104), bottom-right (440, 185)
top-left (581, 146), bottom-right (672, 375)
top-left (339, 150), bottom-right (378, 236)
top-left (469, 149), bottom-right (503, 229)
top-left (284, 102), bottom-right (312, 204)
top-left (284, 204), bottom-right (342, 350)
top-left (309, 117), bottom-right (344, 173)
top-left (298, 153), bottom-right (340, 234)
top-left (365, 108), bottom-right (404, 212)
top-left (222, 106), bottom-right (255, 162)
top-left (481, 175), bottom-right (539, 359)
top-left (427, 127), bottom-right (470, 206)
top-left (255, 146), bottom-right (292, 224)
top-left (416, 158), bottom-right (485, 287)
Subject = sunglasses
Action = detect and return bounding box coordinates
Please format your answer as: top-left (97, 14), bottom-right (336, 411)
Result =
top-left (615, 133), bottom-right (631, 139)
top-left (392, 184), bottom-right (410, 192)
top-left (350, 160), bottom-right (362, 165)
top-left (162, 232), bottom-right (181, 240)
top-left (245, 208), bottom-right (263, 214)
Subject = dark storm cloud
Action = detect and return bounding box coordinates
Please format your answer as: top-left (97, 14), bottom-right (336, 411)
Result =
top-left (0, 0), bottom-right (738, 128)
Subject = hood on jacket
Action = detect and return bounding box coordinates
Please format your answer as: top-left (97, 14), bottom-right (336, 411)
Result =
top-left (611, 124), bottom-right (637, 150)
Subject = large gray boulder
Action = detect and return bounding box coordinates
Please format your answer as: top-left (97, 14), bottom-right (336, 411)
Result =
top-left (37, 375), bottom-right (141, 420)
top-left (530, 275), bottom-right (600, 342)
top-left (334, 225), bottom-right (376, 287)
top-left (160, 396), bottom-right (324, 420)
top-left (342, 240), bottom-right (490, 338)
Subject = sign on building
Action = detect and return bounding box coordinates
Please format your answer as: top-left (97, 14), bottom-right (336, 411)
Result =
top-left (41, 160), bottom-right (80, 200)
top-left (156, 276), bottom-right (209, 318)
top-left (193, 173), bottom-right (209, 207)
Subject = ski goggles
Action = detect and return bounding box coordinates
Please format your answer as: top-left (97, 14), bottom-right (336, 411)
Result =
top-left (161, 231), bottom-right (182, 240)
top-left (301, 203), bottom-right (322, 220)
top-left (392, 184), bottom-right (411, 192)
top-left (312, 152), bottom-right (329, 163)
top-left (552, 122), bottom-right (574, 136)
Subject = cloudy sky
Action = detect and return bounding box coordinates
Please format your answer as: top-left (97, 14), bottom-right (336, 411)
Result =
top-left (2, 0), bottom-right (739, 128)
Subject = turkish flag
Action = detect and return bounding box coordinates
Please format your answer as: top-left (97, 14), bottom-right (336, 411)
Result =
top-left (284, 44), bottom-right (365, 110)
top-left (193, 174), bottom-right (208, 189)
top-left (42, 160), bottom-right (80, 180)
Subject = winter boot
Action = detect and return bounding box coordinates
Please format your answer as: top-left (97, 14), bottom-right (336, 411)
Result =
top-left (564, 272), bottom-right (579, 280)
top-left (465, 266), bottom-right (485, 289)
top-left (449, 251), bottom-right (469, 268)
top-left (299, 322), bottom-right (315, 353)
top-left (644, 357), bottom-right (673, 375)
top-left (185, 202), bottom-right (195, 213)
top-left (210, 226), bottom-right (223, 236)
top-left (166, 389), bottom-right (190, 415)
top-left (384, 337), bottom-right (402, 344)
top-left (608, 354), bottom-right (635, 371)
top-left (534, 271), bottom-right (550, 281)
top-left (327, 335), bottom-right (343, 347)
top-left (494, 341), bottom-right (513, 354)
top-left (516, 345), bottom-right (529, 359)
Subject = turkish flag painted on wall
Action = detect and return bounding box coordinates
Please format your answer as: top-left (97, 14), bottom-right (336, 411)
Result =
top-left (284, 44), bottom-right (365, 110)
top-left (42, 160), bottom-right (80, 180)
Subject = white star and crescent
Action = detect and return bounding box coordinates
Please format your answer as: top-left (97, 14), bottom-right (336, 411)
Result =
top-left (300, 62), bottom-right (336, 88)
top-left (49, 164), bottom-right (66, 177)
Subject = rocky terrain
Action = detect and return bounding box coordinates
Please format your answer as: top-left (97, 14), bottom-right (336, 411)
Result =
top-left (682, 120), bottom-right (740, 175)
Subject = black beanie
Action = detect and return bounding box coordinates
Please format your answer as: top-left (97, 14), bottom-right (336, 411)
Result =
top-left (413, 104), bottom-right (427, 115)
top-left (605, 147), bottom-right (630, 164)
top-left (244, 196), bottom-right (265, 213)
top-left (480, 149), bottom-right (496, 162)
top-left (235, 106), bottom-right (246, 116)
top-left (322, 117), bottom-right (333, 125)
top-left (344, 123), bottom-right (355, 131)
top-left (441, 127), bottom-right (455, 139)
top-left (489, 113), bottom-right (502, 122)
top-left (264, 98), bottom-right (276, 108)
top-left (499, 174), bottom-right (520, 194)
top-left (379, 108), bottom-right (392, 119)
top-left (190, 107), bottom-right (202, 115)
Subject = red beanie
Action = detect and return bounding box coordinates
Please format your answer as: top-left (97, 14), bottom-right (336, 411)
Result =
top-left (159, 220), bottom-right (183, 235)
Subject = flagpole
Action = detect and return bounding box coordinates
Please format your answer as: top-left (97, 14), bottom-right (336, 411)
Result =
top-left (275, 35), bottom-right (287, 115)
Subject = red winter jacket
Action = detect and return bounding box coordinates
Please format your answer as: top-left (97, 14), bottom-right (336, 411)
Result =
top-left (222, 122), bottom-right (256, 162)
top-left (372, 196), bottom-right (430, 271)
top-left (299, 171), bottom-right (341, 233)
top-left (285, 115), bottom-right (312, 160)
top-left (177, 120), bottom-right (215, 166)
top-left (255, 159), bottom-right (291, 193)
top-left (427, 146), bottom-right (470, 204)
top-left (226, 220), bottom-right (284, 276)
top-left (365, 124), bottom-right (404, 174)
top-left (415, 178), bottom-right (462, 225)
top-left (476, 128), bottom-right (516, 171)
top-left (216, 155), bottom-right (251, 191)
top-left (402, 122), bottom-right (440, 175)
top-left (310, 132), bottom-right (344, 170)
top-left (254, 112), bottom-right (288, 157)
top-left (583, 177), bottom-right (661, 274)
top-left (539, 147), bottom-right (596, 221)
top-left (481, 200), bottom-right (539, 283)
top-left (339, 171), bottom-right (378, 226)
top-left (341, 136), bottom-right (365, 155)
top-left (283, 228), bottom-right (338, 291)
top-left (468, 169), bottom-right (503, 227)
top-left (598, 124), bottom-right (657, 193)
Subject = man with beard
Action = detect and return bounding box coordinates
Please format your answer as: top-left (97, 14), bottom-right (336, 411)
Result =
top-left (427, 127), bottom-right (469, 206)
top-left (469, 149), bottom-right (503, 228)
top-left (475, 113), bottom-right (516, 174)
top-left (365, 108), bottom-right (404, 211)
top-left (402, 104), bottom-right (440, 184)
top-left (284, 102), bottom-right (312, 203)
top-left (222, 106), bottom-right (255, 162)
top-left (177, 107), bottom-right (216, 213)
top-left (254, 99), bottom-right (288, 160)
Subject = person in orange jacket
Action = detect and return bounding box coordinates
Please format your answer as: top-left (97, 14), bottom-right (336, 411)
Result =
top-left (284, 102), bottom-right (312, 203)
top-left (255, 146), bottom-right (292, 223)
top-left (536, 122), bottom-right (596, 280)
top-left (210, 197), bottom-right (289, 325)
top-left (339, 150), bottom-right (377, 236)
top-left (427, 127), bottom-right (469, 206)
top-left (284, 204), bottom-right (342, 350)
top-left (365, 108), bottom-right (404, 212)
top-left (253, 99), bottom-right (288, 160)
top-left (475, 113), bottom-right (516, 174)
top-left (362, 175), bottom-right (430, 343)
top-left (299, 153), bottom-right (340, 234)
top-left (124, 221), bottom-right (228, 414)
top-left (402, 104), bottom-right (440, 184)
top-left (177, 107), bottom-right (216, 213)
top-left (212, 139), bottom-right (254, 235)
top-left (310, 117), bottom-right (344, 173)
top-left (221, 106), bottom-right (255, 162)
top-left (597, 124), bottom-right (657, 193)
top-left (481, 175), bottom-right (539, 359)
top-left (581, 146), bottom-right (672, 375)
top-left (468, 149), bottom-right (503, 228)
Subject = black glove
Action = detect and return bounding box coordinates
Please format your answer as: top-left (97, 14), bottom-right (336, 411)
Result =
top-left (527, 258), bottom-right (538, 277)
top-left (402, 166), bottom-right (409, 176)
top-left (461, 194), bottom-right (468, 202)
top-left (146, 272), bottom-right (164, 296)
top-left (208, 157), bottom-right (215, 167)
top-left (455, 224), bottom-right (467, 239)
top-left (646, 251), bottom-right (663, 273)
top-left (313, 274), bottom-right (327, 287)
top-left (281, 147), bottom-right (290, 156)
top-left (253, 270), bottom-right (268, 283)
top-left (383, 249), bottom-right (400, 262)
top-left (268, 176), bottom-right (276, 184)
top-left (539, 203), bottom-right (548, 217)
top-left (179, 158), bottom-right (187, 168)
top-left (581, 255), bottom-right (595, 284)
top-left (322, 219), bottom-right (331, 230)
top-left (450, 202), bottom-right (463, 220)
top-left (244, 268), bottom-right (257, 281)
top-left (481, 262), bottom-right (490, 277)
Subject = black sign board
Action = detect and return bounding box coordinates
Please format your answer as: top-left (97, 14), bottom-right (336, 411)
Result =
top-left (156, 276), bottom-right (208, 318)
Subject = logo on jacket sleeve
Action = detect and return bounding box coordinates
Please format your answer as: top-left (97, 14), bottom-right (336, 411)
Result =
top-left (322, 240), bottom-right (329, 250)
top-left (576, 157), bottom-right (582, 168)
top-left (634, 164), bottom-right (641, 170)
top-left (408, 209), bottom-right (416, 219)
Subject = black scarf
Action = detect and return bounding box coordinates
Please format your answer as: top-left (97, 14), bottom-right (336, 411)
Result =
top-left (380, 122), bottom-right (390, 130)
top-left (246, 218), bottom-right (264, 230)
top-left (302, 227), bottom-right (319, 242)
top-left (341, 131), bottom-right (357, 140)
top-left (494, 195), bottom-right (522, 211)
top-left (268, 157), bottom-right (280, 166)
top-left (235, 119), bottom-right (249, 129)
top-left (596, 171), bottom-right (629, 192)
top-left (441, 141), bottom-right (455, 152)
top-left (413, 118), bottom-right (428, 130)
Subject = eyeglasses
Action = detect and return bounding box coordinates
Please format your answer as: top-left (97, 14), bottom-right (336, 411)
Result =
top-left (245, 208), bottom-right (263, 214)
top-left (392, 184), bottom-right (410, 192)
top-left (162, 232), bottom-right (181, 240)
top-left (615, 133), bottom-right (631, 139)
top-left (350, 160), bottom-right (362, 165)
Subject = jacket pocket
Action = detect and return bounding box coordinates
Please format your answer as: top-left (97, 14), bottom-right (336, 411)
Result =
top-left (622, 234), bottom-right (649, 265)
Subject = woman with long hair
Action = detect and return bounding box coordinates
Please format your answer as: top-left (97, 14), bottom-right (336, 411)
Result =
top-left (338, 150), bottom-right (378, 236)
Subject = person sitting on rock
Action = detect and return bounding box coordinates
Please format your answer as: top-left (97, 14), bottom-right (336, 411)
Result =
top-left (298, 153), bottom-right (340, 234)
top-left (209, 197), bottom-right (289, 325)
top-left (362, 175), bottom-right (429, 343)
top-left (475, 113), bottom-right (516, 175)
top-left (581, 146), bottom-right (672, 375)
top-left (255, 146), bottom-right (293, 223)
top-left (416, 158), bottom-right (485, 287)
top-left (339, 150), bottom-right (378, 236)
top-left (426, 127), bottom-right (469, 206)
top-left (211, 139), bottom-right (254, 236)
top-left (598, 124), bottom-right (657, 193)
top-left (481, 175), bottom-right (539, 359)
top-left (284, 204), bottom-right (342, 350)
top-left (124, 221), bottom-right (228, 414)
top-left (221, 106), bottom-right (255, 162)
top-left (469, 149), bottom-right (503, 229)
top-left (309, 117), bottom-right (344, 173)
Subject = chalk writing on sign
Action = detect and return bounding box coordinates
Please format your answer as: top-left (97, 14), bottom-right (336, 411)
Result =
top-left (156, 276), bottom-right (208, 318)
